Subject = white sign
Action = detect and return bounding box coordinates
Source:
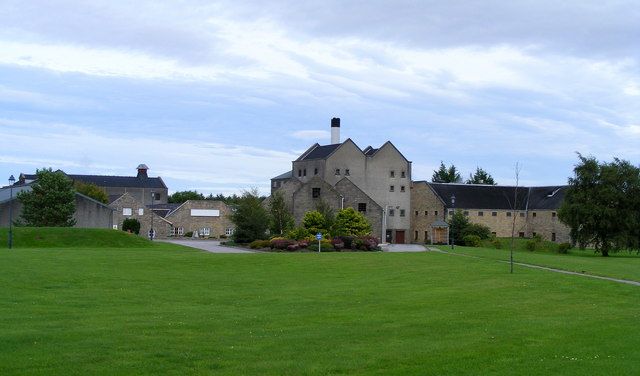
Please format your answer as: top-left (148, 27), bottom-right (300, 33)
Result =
top-left (190, 209), bottom-right (220, 217)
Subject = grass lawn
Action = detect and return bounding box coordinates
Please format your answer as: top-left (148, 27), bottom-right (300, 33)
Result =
top-left (436, 240), bottom-right (640, 282)
top-left (1, 231), bottom-right (639, 374)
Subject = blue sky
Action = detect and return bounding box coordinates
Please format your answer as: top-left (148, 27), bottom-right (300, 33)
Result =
top-left (1, 0), bottom-right (638, 195)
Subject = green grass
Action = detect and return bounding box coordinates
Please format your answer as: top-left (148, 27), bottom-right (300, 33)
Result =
top-left (438, 240), bottom-right (640, 282)
top-left (1, 243), bottom-right (639, 375)
top-left (0, 227), bottom-right (155, 248)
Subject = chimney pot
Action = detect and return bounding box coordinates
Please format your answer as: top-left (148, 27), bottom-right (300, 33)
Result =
top-left (331, 117), bottom-right (340, 144)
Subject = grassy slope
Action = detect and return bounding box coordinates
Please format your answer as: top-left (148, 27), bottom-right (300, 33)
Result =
top-left (1, 246), bottom-right (639, 375)
top-left (438, 241), bottom-right (640, 282)
top-left (0, 227), bottom-right (154, 248)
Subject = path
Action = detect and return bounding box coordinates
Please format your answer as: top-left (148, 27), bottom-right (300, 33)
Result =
top-left (160, 239), bottom-right (254, 254)
top-left (429, 247), bottom-right (640, 287)
top-left (382, 243), bottom-right (427, 252)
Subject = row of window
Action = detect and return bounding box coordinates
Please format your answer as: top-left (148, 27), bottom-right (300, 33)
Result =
top-left (297, 168), bottom-right (407, 178)
top-left (415, 210), bottom-right (440, 216)
top-left (388, 208), bottom-right (406, 217)
top-left (447, 210), bottom-right (557, 218)
top-left (169, 227), bottom-right (234, 236)
top-left (389, 185), bottom-right (406, 192)
top-left (390, 170), bottom-right (407, 178)
top-left (414, 230), bottom-right (558, 242)
top-left (123, 208), bottom-right (144, 216)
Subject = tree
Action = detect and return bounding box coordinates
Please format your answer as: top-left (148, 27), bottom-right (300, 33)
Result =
top-left (302, 210), bottom-right (328, 235)
top-left (75, 181), bottom-right (109, 204)
top-left (315, 200), bottom-right (336, 232)
top-left (168, 190), bottom-right (205, 203)
top-left (558, 154), bottom-right (640, 257)
top-left (122, 218), bottom-right (141, 234)
top-left (17, 168), bottom-right (76, 227)
top-left (229, 188), bottom-right (270, 243)
top-left (268, 190), bottom-right (294, 235)
top-left (432, 161), bottom-right (462, 183)
top-left (447, 210), bottom-right (470, 245)
top-left (333, 207), bottom-right (372, 236)
top-left (466, 167), bottom-right (497, 185)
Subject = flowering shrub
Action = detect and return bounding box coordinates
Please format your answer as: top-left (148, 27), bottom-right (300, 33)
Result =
top-left (270, 238), bottom-right (295, 250)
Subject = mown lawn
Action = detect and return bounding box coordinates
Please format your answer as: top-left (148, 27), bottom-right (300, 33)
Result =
top-left (437, 243), bottom-right (640, 282)
top-left (1, 243), bottom-right (639, 375)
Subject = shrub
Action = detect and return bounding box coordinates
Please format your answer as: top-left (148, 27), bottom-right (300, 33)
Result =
top-left (463, 234), bottom-right (482, 247)
top-left (249, 239), bottom-right (271, 249)
top-left (558, 242), bottom-right (572, 254)
top-left (332, 238), bottom-right (345, 251)
top-left (491, 238), bottom-right (503, 249)
top-left (270, 238), bottom-right (294, 250)
top-left (122, 218), bottom-right (141, 235)
top-left (286, 244), bottom-right (300, 251)
top-left (287, 226), bottom-right (310, 240)
top-left (461, 223), bottom-right (492, 240)
top-left (184, 231), bottom-right (193, 238)
top-left (525, 239), bottom-right (537, 252)
top-left (338, 236), bottom-right (354, 249)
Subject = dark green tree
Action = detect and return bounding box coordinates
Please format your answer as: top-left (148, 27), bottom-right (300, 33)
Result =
top-left (315, 199), bottom-right (336, 232)
top-left (447, 210), bottom-right (470, 245)
top-left (230, 188), bottom-right (269, 243)
top-left (432, 161), bottom-right (462, 183)
top-left (332, 207), bottom-right (372, 236)
top-left (168, 190), bottom-right (205, 203)
top-left (558, 154), bottom-right (640, 256)
top-left (302, 210), bottom-right (328, 235)
top-left (466, 167), bottom-right (497, 185)
top-left (17, 168), bottom-right (76, 227)
top-left (75, 181), bottom-right (109, 204)
top-left (268, 190), bottom-right (294, 235)
top-left (122, 218), bottom-right (141, 235)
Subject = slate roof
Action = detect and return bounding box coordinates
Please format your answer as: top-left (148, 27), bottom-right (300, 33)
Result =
top-left (301, 144), bottom-right (341, 160)
top-left (21, 173), bottom-right (166, 189)
top-left (424, 182), bottom-right (566, 210)
top-left (272, 171), bottom-right (293, 180)
top-left (363, 147), bottom-right (378, 156)
top-left (0, 183), bottom-right (33, 204)
top-left (149, 203), bottom-right (181, 217)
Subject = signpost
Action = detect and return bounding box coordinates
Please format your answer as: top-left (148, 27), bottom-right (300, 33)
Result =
top-left (316, 233), bottom-right (322, 253)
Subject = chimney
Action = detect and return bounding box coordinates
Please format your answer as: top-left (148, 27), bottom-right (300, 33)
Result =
top-left (331, 117), bottom-right (340, 144)
top-left (136, 164), bottom-right (149, 178)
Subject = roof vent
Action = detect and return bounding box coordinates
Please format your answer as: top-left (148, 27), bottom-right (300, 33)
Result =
top-left (137, 164), bottom-right (149, 178)
top-left (547, 188), bottom-right (561, 197)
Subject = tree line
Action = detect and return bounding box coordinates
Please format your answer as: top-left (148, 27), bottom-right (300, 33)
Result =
top-left (432, 162), bottom-right (496, 185)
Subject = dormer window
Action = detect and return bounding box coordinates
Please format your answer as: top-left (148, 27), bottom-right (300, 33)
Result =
top-left (335, 168), bottom-right (340, 175)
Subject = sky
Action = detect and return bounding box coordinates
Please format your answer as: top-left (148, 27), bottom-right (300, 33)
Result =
top-left (0, 0), bottom-right (638, 195)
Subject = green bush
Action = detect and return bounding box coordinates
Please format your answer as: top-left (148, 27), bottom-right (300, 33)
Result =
top-left (122, 218), bottom-right (141, 235)
top-left (463, 234), bottom-right (482, 247)
top-left (249, 239), bottom-right (271, 249)
top-left (287, 226), bottom-right (310, 240)
top-left (558, 242), bottom-right (572, 254)
top-left (525, 235), bottom-right (544, 252)
top-left (491, 238), bottom-right (503, 249)
top-left (184, 231), bottom-right (193, 238)
top-left (461, 223), bottom-right (492, 240)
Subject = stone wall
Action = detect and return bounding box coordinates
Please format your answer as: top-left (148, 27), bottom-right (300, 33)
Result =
top-left (110, 193), bottom-right (172, 238)
top-left (335, 178), bottom-right (383, 240)
top-left (410, 182), bottom-right (446, 243)
top-left (292, 176), bottom-right (341, 224)
top-left (165, 200), bottom-right (234, 238)
top-left (73, 194), bottom-right (113, 228)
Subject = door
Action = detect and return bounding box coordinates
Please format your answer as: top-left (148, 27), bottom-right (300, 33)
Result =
top-left (395, 230), bottom-right (405, 244)
top-left (386, 230), bottom-right (393, 243)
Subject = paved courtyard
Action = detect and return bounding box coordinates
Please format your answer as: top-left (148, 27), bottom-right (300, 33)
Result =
top-left (381, 243), bottom-right (427, 252)
top-left (160, 239), bottom-right (254, 253)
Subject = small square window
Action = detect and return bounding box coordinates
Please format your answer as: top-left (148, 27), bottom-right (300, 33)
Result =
top-left (415, 210), bottom-right (419, 216)
top-left (400, 186), bottom-right (406, 192)
top-left (314, 168), bottom-right (318, 175)
top-left (225, 228), bottom-right (234, 236)
top-left (519, 232), bottom-right (525, 238)
top-left (463, 211), bottom-right (469, 216)
top-left (532, 232), bottom-right (537, 237)
top-left (123, 208), bottom-right (132, 216)
top-left (312, 188), bottom-right (321, 198)
top-left (492, 212), bottom-right (497, 216)
top-left (390, 185), bottom-right (395, 192)
top-left (400, 209), bottom-right (405, 217)
top-left (552, 212), bottom-right (557, 218)
top-left (138, 208), bottom-right (144, 216)
top-left (424, 211), bottom-right (428, 216)
top-left (532, 212), bottom-right (537, 218)
top-left (335, 168), bottom-right (341, 175)
top-left (401, 171), bottom-right (406, 178)
top-left (491, 232), bottom-right (497, 236)
top-left (478, 211), bottom-right (483, 216)
top-left (551, 232), bottom-right (557, 241)
top-left (303, 169), bottom-right (307, 177)
top-left (519, 212), bottom-right (525, 217)
top-left (390, 170), bottom-right (395, 178)
top-left (153, 192), bottom-right (161, 201)
top-left (506, 212), bottom-right (512, 217)
top-left (389, 209), bottom-right (395, 216)
top-left (435, 210), bottom-right (438, 216)
top-left (298, 169), bottom-right (302, 177)
top-left (345, 169), bottom-right (350, 176)
top-left (358, 203), bottom-right (367, 212)
top-left (177, 227), bottom-right (184, 236)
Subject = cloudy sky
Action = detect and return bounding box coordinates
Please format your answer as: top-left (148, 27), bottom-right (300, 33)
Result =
top-left (1, 1), bottom-right (638, 194)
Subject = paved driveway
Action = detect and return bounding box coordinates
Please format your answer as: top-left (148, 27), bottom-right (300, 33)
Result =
top-left (381, 243), bottom-right (427, 252)
top-left (160, 239), bottom-right (254, 253)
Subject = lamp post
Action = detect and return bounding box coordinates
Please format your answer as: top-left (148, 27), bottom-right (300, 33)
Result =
top-left (149, 191), bottom-right (155, 241)
top-left (8, 175), bottom-right (15, 249)
top-left (450, 194), bottom-right (456, 250)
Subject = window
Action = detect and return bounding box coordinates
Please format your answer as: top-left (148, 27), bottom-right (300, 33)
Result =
top-left (519, 232), bottom-right (525, 238)
top-left (491, 232), bottom-right (496, 237)
top-left (225, 228), bottom-right (234, 236)
top-left (390, 170), bottom-right (395, 178)
top-left (478, 211), bottom-right (484, 217)
top-left (415, 210), bottom-right (419, 216)
top-left (358, 203), bottom-right (367, 213)
top-left (400, 209), bottom-right (406, 217)
top-left (335, 168), bottom-right (340, 175)
top-left (532, 212), bottom-right (537, 218)
top-left (424, 231), bottom-right (429, 241)
top-left (272, 181), bottom-right (278, 188)
top-left (312, 188), bottom-right (321, 198)
top-left (314, 168), bottom-right (318, 175)
top-left (401, 171), bottom-right (406, 178)
top-left (390, 185), bottom-right (395, 192)
top-left (492, 212), bottom-right (497, 216)
top-left (425, 211), bottom-right (428, 216)
top-left (552, 212), bottom-right (557, 218)
top-left (177, 227), bottom-right (184, 236)
top-left (123, 208), bottom-right (132, 216)
top-left (435, 210), bottom-right (438, 216)
top-left (153, 192), bottom-right (161, 201)
top-left (506, 212), bottom-right (512, 217)
top-left (463, 211), bottom-right (469, 216)
top-left (200, 227), bottom-right (211, 237)
top-left (138, 208), bottom-right (144, 216)
top-left (389, 209), bottom-right (395, 216)
top-left (345, 169), bottom-right (350, 176)
top-left (519, 212), bottom-right (525, 217)
top-left (532, 232), bottom-right (537, 237)
top-left (414, 231), bottom-right (418, 241)
top-left (303, 169), bottom-right (307, 177)
top-left (400, 186), bottom-right (406, 192)
top-left (551, 232), bottom-right (557, 241)
top-left (298, 169), bottom-right (302, 177)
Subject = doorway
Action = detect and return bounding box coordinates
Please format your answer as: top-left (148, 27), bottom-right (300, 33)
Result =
top-left (395, 230), bottom-right (405, 244)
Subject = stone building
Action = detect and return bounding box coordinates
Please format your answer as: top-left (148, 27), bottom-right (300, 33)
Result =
top-left (411, 182), bottom-right (570, 244)
top-left (272, 118), bottom-right (411, 243)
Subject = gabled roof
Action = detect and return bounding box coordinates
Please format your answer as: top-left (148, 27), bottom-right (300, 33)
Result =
top-left (421, 182), bottom-right (567, 211)
top-left (272, 170), bottom-right (293, 180)
top-left (19, 172), bottom-right (167, 189)
top-left (363, 146), bottom-right (378, 156)
top-left (299, 144), bottom-right (342, 160)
